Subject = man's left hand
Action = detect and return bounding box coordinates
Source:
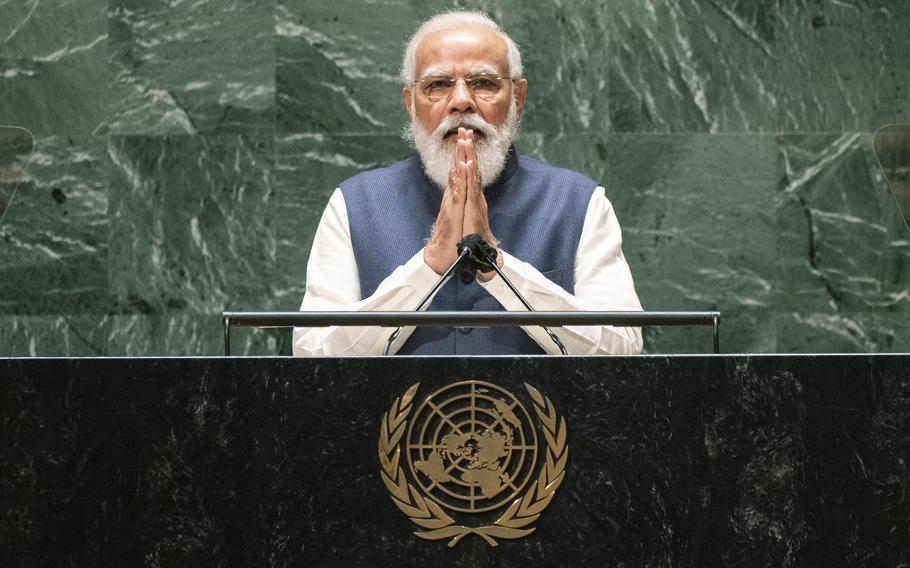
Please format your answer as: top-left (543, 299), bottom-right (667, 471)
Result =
top-left (460, 130), bottom-right (504, 282)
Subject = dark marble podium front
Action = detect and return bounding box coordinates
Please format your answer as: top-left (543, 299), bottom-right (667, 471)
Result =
top-left (1, 356), bottom-right (907, 567)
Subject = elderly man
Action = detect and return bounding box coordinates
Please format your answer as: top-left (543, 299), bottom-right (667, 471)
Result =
top-left (293, 11), bottom-right (642, 356)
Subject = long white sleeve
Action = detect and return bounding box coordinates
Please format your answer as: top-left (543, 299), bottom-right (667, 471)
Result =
top-left (291, 189), bottom-right (441, 356)
top-left (479, 187), bottom-right (643, 355)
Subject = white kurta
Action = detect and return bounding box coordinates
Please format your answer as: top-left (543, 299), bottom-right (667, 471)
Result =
top-left (293, 186), bottom-right (643, 356)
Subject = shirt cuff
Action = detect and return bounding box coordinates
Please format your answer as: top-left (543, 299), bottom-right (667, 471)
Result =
top-left (398, 249), bottom-right (443, 297)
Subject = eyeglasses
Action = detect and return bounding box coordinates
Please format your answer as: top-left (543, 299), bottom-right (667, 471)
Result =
top-left (413, 74), bottom-right (516, 101)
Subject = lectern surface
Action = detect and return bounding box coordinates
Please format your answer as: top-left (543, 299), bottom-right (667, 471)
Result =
top-left (1, 355), bottom-right (907, 567)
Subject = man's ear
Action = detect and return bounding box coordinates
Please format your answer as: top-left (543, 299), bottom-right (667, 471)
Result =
top-left (514, 79), bottom-right (528, 116)
top-left (403, 86), bottom-right (412, 116)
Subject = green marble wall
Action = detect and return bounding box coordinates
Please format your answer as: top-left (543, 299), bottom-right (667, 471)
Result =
top-left (1, 0), bottom-right (908, 356)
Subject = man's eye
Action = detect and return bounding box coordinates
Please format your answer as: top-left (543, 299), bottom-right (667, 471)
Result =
top-left (471, 79), bottom-right (497, 89)
top-left (426, 80), bottom-right (452, 90)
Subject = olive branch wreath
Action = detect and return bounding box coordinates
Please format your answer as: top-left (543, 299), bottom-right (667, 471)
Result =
top-left (378, 382), bottom-right (568, 547)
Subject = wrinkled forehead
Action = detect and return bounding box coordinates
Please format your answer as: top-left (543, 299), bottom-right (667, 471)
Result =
top-left (414, 25), bottom-right (510, 78)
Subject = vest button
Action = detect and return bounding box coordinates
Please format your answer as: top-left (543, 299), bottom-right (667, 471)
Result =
top-left (456, 327), bottom-right (473, 335)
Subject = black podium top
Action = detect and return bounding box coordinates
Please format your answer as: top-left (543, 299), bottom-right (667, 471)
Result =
top-left (1, 355), bottom-right (907, 566)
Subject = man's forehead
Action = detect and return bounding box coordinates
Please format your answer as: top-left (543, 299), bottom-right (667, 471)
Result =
top-left (414, 25), bottom-right (509, 75)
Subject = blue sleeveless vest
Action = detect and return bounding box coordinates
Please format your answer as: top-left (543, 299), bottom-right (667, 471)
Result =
top-left (339, 148), bottom-right (596, 355)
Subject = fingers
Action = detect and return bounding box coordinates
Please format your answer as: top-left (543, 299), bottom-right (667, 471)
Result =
top-left (453, 128), bottom-right (480, 191)
top-left (429, 129), bottom-right (481, 274)
top-left (465, 157), bottom-right (480, 195)
top-left (449, 130), bottom-right (489, 228)
top-left (448, 130), bottom-right (471, 205)
top-left (447, 165), bottom-right (466, 204)
top-left (456, 159), bottom-right (469, 198)
top-left (456, 128), bottom-right (468, 166)
top-left (464, 129), bottom-right (476, 166)
top-left (463, 131), bottom-right (481, 194)
top-left (460, 131), bottom-right (485, 238)
top-left (448, 165), bottom-right (458, 192)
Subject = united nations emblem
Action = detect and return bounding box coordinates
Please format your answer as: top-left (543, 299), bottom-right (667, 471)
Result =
top-left (378, 380), bottom-right (568, 547)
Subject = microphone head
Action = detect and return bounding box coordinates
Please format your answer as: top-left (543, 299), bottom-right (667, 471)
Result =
top-left (457, 233), bottom-right (485, 251)
top-left (456, 233), bottom-right (495, 273)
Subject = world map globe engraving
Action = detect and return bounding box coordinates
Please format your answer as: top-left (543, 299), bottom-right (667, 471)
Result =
top-left (406, 380), bottom-right (538, 513)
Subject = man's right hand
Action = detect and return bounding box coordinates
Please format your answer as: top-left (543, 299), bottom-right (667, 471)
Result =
top-left (423, 128), bottom-right (471, 274)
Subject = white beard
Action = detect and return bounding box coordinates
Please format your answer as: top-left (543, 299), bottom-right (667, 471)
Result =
top-left (405, 100), bottom-right (520, 190)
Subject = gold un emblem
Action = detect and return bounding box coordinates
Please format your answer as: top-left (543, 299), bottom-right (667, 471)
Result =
top-left (378, 380), bottom-right (569, 547)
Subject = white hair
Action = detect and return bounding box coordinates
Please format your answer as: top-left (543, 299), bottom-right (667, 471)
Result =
top-left (400, 11), bottom-right (523, 84)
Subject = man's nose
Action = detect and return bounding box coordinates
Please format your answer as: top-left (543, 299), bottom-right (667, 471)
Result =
top-left (447, 79), bottom-right (476, 114)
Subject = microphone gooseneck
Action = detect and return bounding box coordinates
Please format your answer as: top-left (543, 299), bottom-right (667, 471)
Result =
top-left (384, 234), bottom-right (568, 356)
top-left (383, 247), bottom-right (471, 355)
top-left (459, 234), bottom-right (568, 356)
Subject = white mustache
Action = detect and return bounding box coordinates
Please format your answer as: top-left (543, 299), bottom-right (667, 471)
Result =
top-left (431, 113), bottom-right (496, 141)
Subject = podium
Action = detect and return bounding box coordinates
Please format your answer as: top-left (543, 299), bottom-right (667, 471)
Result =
top-left (2, 354), bottom-right (907, 566)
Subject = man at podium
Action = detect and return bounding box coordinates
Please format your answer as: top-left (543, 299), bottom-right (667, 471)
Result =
top-left (293, 11), bottom-right (642, 356)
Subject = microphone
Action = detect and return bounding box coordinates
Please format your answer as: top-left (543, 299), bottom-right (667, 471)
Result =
top-left (457, 233), bottom-right (498, 281)
top-left (383, 235), bottom-right (569, 356)
top-left (457, 234), bottom-right (568, 355)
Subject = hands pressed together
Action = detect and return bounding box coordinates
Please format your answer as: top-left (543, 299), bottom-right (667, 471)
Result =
top-left (423, 128), bottom-right (504, 282)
